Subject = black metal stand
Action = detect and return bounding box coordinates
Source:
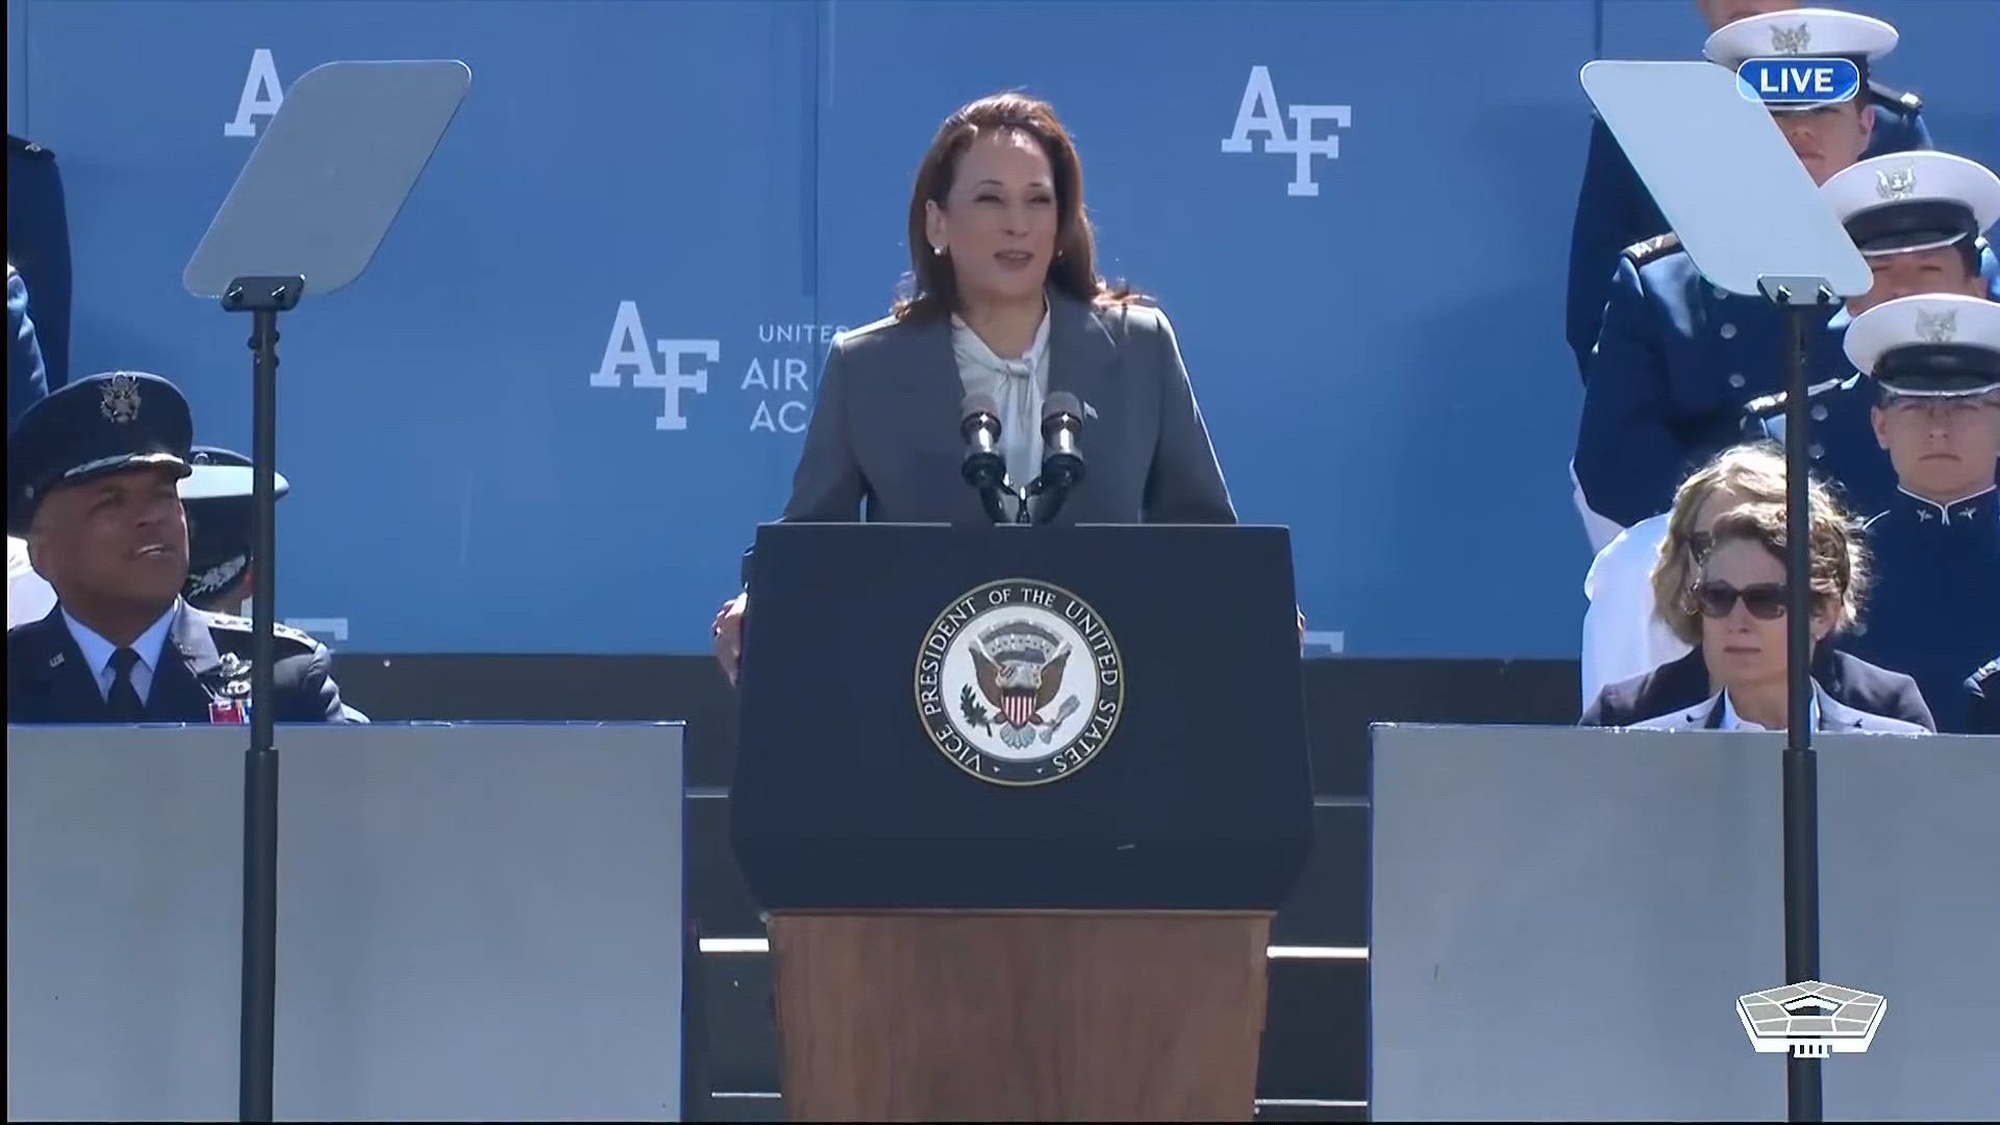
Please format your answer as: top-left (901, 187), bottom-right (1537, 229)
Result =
top-left (1762, 276), bottom-right (1835, 1124)
top-left (1025, 474), bottom-right (1072, 525)
top-left (220, 273), bottom-right (304, 1125)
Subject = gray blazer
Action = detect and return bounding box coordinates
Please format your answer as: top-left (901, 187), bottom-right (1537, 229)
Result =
top-left (1632, 683), bottom-right (1930, 735)
top-left (776, 291), bottom-right (1237, 527)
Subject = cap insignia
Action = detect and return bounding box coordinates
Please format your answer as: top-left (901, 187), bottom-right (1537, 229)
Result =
top-left (1770, 22), bottom-right (1812, 55)
top-left (1874, 166), bottom-right (1916, 201)
top-left (1914, 309), bottom-right (1957, 344)
top-left (100, 373), bottom-right (142, 424)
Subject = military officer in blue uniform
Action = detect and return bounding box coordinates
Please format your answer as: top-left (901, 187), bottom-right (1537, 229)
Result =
top-left (1566, 3), bottom-right (1930, 380)
top-left (7, 135), bottom-right (71, 390)
top-left (1835, 294), bottom-right (2000, 734)
top-left (6, 371), bottom-right (357, 724)
top-left (175, 445), bottom-right (372, 721)
top-left (1575, 9), bottom-right (1954, 531)
top-left (1966, 658), bottom-right (1999, 734)
top-left (1739, 149), bottom-right (2000, 518)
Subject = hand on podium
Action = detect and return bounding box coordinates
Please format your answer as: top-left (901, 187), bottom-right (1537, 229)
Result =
top-left (711, 592), bottom-right (747, 685)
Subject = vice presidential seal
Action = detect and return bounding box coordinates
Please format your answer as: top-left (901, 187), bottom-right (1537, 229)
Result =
top-left (914, 579), bottom-right (1126, 787)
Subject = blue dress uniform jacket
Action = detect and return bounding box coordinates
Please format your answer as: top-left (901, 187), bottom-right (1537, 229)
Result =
top-left (1581, 242), bottom-right (2000, 529)
top-left (7, 604), bottom-right (355, 724)
top-left (6, 136), bottom-right (70, 391)
top-left (1740, 374), bottom-right (1898, 520)
top-left (1966, 658), bottom-right (1999, 735)
top-left (1840, 489), bottom-right (2000, 734)
top-left (1576, 242), bottom-right (1852, 528)
top-left (1565, 85), bottom-right (1931, 380)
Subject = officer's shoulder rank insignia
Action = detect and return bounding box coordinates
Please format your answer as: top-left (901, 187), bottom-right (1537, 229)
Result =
top-left (1868, 80), bottom-right (1921, 113)
top-left (914, 578), bottom-right (1126, 788)
top-left (100, 373), bottom-right (142, 424)
top-left (1623, 232), bottom-right (1682, 267)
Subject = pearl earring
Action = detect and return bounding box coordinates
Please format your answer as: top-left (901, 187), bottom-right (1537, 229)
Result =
top-left (931, 243), bottom-right (945, 256)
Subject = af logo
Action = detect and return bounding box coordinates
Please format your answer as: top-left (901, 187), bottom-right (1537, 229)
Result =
top-left (1221, 66), bottom-right (1352, 197)
top-left (589, 302), bottom-right (849, 433)
top-left (225, 49), bottom-right (286, 138)
top-left (589, 300), bottom-right (721, 431)
top-left (915, 579), bottom-right (1125, 787)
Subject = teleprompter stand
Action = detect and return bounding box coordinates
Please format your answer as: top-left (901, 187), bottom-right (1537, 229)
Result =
top-left (1582, 59), bottom-right (1873, 1124)
top-left (183, 59), bottom-right (471, 1122)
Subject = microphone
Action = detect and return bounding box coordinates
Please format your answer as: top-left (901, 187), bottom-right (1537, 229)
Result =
top-left (961, 393), bottom-right (1006, 489)
top-left (1024, 392), bottom-right (1085, 526)
top-left (960, 392), bottom-right (1011, 523)
top-left (1038, 392), bottom-right (1086, 492)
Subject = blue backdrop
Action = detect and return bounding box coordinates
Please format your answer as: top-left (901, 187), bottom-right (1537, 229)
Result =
top-left (8, 0), bottom-right (1997, 656)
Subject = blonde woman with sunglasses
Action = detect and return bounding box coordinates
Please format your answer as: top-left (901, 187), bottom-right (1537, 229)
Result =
top-left (1581, 444), bottom-right (1933, 729)
top-left (1631, 502), bottom-right (1926, 733)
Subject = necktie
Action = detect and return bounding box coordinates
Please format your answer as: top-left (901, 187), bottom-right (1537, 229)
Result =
top-left (107, 647), bottom-right (144, 721)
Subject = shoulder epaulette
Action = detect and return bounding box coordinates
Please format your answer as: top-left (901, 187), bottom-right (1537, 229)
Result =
top-left (1621, 232), bottom-right (1681, 267)
top-left (7, 135), bottom-right (55, 160)
top-left (1867, 80), bottom-right (1922, 115)
top-left (204, 612), bottom-right (320, 648)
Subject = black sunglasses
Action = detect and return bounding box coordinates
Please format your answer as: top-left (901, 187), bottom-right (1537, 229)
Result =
top-left (1693, 580), bottom-right (1789, 620)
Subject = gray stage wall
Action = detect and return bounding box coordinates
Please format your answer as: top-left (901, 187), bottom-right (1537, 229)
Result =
top-left (1370, 723), bottom-right (2000, 1123)
top-left (7, 722), bottom-right (686, 1123)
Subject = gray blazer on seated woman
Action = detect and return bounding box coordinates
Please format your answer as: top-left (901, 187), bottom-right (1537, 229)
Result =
top-left (1632, 500), bottom-right (1927, 735)
top-left (712, 91), bottom-right (1238, 682)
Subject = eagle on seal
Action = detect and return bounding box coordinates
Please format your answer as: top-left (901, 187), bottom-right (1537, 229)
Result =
top-left (972, 643), bottom-right (1069, 735)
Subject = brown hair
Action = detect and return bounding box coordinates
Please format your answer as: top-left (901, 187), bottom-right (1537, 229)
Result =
top-left (1651, 443), bottom-right (1856, 645)
top-left (1695, 499), bottom-right (1870, 638)
top-left (891, 92), bottom-right (1139, 321)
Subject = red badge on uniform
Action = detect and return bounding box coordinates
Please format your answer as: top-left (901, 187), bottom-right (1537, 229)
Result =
top-left (209, 699), bottom-right (246, 725)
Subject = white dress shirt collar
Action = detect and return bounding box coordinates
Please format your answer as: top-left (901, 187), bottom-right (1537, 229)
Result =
top-left (61, 599), bottom-right (183, 703)
top-left (1717, 689), bottom-right (1817, 732)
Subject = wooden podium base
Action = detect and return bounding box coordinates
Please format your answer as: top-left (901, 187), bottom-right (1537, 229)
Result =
top-left (767, 909), bottom-right (1271, 1122)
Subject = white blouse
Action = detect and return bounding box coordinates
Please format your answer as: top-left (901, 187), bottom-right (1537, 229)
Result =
top-left (950, 305), bottom-right (1051, 521)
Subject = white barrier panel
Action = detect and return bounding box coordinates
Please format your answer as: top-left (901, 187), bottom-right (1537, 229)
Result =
top-left (1370, 724), bottom-right (2000, 1123)
top-left (7, 722), bottom-right (686, 1123)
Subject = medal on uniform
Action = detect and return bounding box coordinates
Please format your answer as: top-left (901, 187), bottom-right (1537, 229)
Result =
top-left (209, 698), bottom-right (246, 724)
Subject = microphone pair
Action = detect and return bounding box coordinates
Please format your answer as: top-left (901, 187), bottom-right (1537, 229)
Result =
top-left (959, 392), bottom-right (1087, 522)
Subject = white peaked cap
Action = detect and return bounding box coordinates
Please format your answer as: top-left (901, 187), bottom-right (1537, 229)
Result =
top-left (1704, 8), bottom-right (1898, 69)
top-left (1821, 151), bottom-right (2000, 256)
top-left (1845, 294), bottom-right (2000, 398)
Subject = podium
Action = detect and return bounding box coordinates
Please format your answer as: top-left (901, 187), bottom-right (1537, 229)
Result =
top-left (732, 523), bottom-right (1315, 1121)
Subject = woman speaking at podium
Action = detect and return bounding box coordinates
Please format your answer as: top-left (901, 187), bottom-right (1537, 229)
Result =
top-left (711, 91), bottom-right (1238, 683)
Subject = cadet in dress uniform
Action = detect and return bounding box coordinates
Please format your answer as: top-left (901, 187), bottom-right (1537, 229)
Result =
top-left (6, 372), bottom-right (356, 724)
top-left (1966, 658), bottom-right (1999, 735)
top-left (1565, 4), bottom-right (1930, 380)
top-left (7, 135), bottom-right (71, 390)
top-left (1740, 150), bottom-right (2000, 517)
top-left (176, 447), bottom-right (372, 722)
top-left (1576, 9), bottom-right (1938, 531)
top-left (1835, 294), bottom-right (2000, 734)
